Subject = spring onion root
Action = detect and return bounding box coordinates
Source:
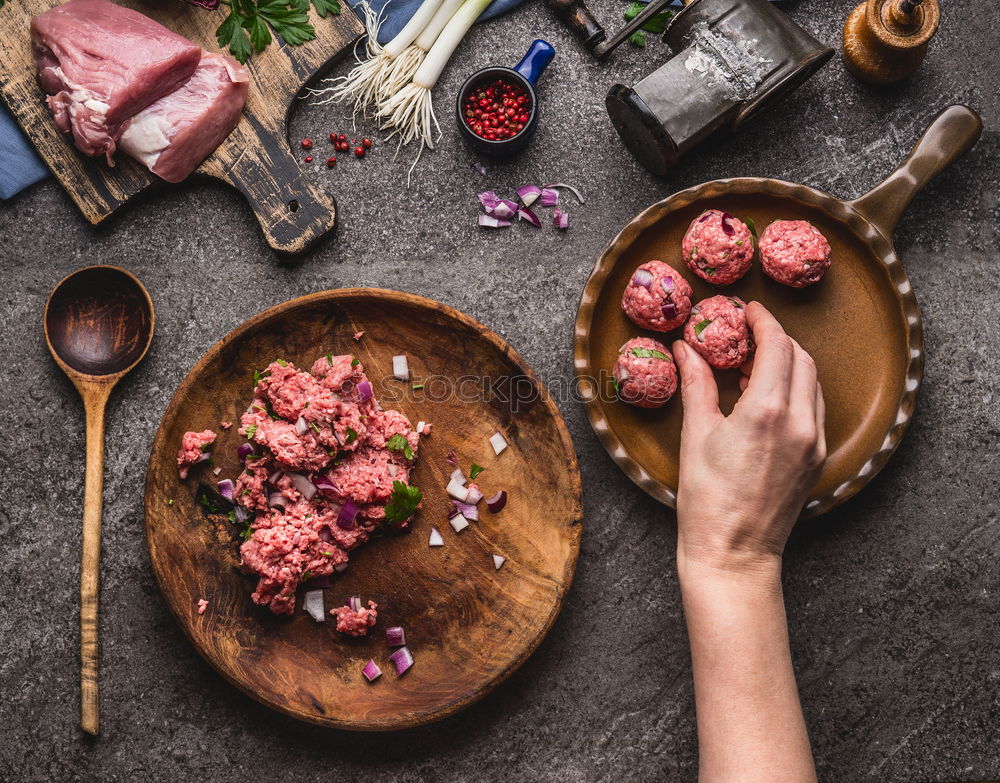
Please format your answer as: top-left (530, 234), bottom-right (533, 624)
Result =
top-left (310, 0), bottom-right (444, 116)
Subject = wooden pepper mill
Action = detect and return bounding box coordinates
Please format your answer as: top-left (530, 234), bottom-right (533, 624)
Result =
top-left (842, 0), bottom-right (940, 84)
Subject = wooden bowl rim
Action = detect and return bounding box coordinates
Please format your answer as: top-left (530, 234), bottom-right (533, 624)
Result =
top-left (573, 176), bottom-right (924, 519)
top-left (144, 287), bottom-right (584, 730)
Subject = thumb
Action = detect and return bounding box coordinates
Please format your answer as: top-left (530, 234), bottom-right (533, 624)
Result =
top-left (673, 341), bottom-right (722, 433)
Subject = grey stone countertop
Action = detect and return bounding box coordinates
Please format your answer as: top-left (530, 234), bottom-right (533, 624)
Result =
top-left (1, 0), bottom-right (997, 780)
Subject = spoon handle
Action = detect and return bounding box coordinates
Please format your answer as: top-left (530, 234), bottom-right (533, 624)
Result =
top-left (80, 387), bottom-right (110, 735)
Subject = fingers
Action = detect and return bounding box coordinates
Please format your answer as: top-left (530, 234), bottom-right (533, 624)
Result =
top-left (742, 302), bottom-right (794, 406)
top-left (814, 381), bottom-right (827, 462)
top-left (673, 340), bottom-right (722, 434)
top-left (788, 338), bottom-right (818, 415)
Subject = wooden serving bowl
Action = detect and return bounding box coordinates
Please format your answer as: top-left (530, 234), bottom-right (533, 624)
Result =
top-left (145, 289), bottom-right (582, 730)
top-left (575, 105), bottom-right (981, 518)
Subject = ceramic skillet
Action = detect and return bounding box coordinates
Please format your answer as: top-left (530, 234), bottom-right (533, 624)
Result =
top-left (575, 105), bottom-right (981, 518)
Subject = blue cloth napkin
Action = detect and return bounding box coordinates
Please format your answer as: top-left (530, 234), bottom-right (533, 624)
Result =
top-left (351, 0), bottom-right (525, 44)
top-left (0, 101), bottom-right (49, 200)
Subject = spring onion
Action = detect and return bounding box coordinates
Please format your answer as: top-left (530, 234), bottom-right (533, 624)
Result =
top-left (310, 0), bottom-right (444, 116)
top-left (377, 0), bottom-right (493, 153)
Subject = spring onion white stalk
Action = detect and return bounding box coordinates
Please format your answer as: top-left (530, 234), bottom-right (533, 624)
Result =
top-left (377, 0), bottom-right (492, 151)
top-left (376, 0), bottom-right (466, 106)
top-left (310, 0), bottom-right (445, 116)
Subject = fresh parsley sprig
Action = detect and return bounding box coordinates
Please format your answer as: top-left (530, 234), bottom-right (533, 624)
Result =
top-left (384, 481), bottom-right (422, 527)
top-left (386, 434), bottom-right (414, 461)
top-left (217, 0), bottom-right (340, 65)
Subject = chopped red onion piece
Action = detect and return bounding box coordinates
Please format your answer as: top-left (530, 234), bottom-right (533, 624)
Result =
top-left (392, 354), bottom-right (409, 381)
top-left (347, 595), bottom-right (362, 613)
top-left (539, 188), bottom-right (558, 207)
top-left (429, 527), bottom-right (444, 546)
top-left (552, 209), bottom-right (569, 230)
top-left (452, 500), bottom-right (478, 521)
top-left (721, 212), bottom-right (735, 235)
top-left (213, 466), bottom-right (222, 476)
top-left (318, 526), bottom-right (332, 542)
top-left (389, 646), bottom-right (413, 676)
top-left (387, 462), bottom-right (398, 477)
top-left (385, 626), bottom-right (406, 647)
top-left (217, 478), bottom-right (234, 502)
top-left (490, 199), bottom-right (518, 219)
top-left (543, 182), bottom-right (585, 204)
top-left (473, 161), bottom-right (487, 176)
top-left (289, 472), bottom-right (317, 500)
top-left (303, 590), bottom-right (325, 622)
top-left (661, 301), bottom-right (678, 321)
top-left (295, 416), bottom-right (309, 436)
top-left (660, 275), bottom-right (675, 293)
top-left (465, 485), bottom-right (483, 504)
top-left (449, 515), bottom-right (470, 533)
top-left (489, 431), bottom-right (508, 455)
top-left (516, 184), bottom-right (541, 207)
top-left (631, 269), bottom-right (654, 290)
top-left (362, 659), bottom-right (382, 682)
top-left (517, 206), bottom-right (541, 227)
top-left (306, 573), bottom-right (333, 588)
top-left (447, 476), bottom-right (470, 501)
top-left (237, 442), bottom-right (254, 462)
top-left (356, 379), bottom-right (373, 402)
top-left (446, 449), bottom-right (458, 466)
top-left (268, 492), bottom-right (287, 509)
top-left (614, 364), bottom-right (629, 383)
top-left (267, 469), bottom-right (284, 485)
top-left (492, 554), bottom-right (506, 570)
top-left (450, 468), bottom-right (467, 486)
top-left (447, 505), bottom-right (460, 519)
top-left (479, 214), bottom-right (512, 228)
top-left (486, 490), bottom-right (507, 513)
top-left (698, 212), bottom-right (711, 223)
top-left (334, 562), bottom-right (349, 572)
top-left (337, 499), bottom-right (359, 530)
top-left (416, 420), bottom-right (426, 434)
top-left (234, 505), bottom-right (248, 524)
top-left (478, 190), bottom-right (501, 211)
top-left (313, 472), bottom-right (337, 494)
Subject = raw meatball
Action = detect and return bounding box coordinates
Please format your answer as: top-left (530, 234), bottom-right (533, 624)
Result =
top-left (759, 219), bottom-right (831, 287)
top-left (613, 337), bottom-right (678, 408)
top-left (682, 209), bottom-right (754, 285)
top-left (683, 296), bottom-right (754, 369)
top-left (621, 260), bottom-right (693, 332)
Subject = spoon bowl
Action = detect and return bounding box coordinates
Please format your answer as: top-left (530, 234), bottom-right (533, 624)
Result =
top-left (44, 265), bottom-right (154, 736)
top-left (45, 265), bottom-right (154, 379)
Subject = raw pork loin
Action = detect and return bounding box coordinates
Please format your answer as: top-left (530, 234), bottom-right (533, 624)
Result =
top-left (119, 52), bottom-right (250, 183)
top-left (31, 0), bottom-right (201, 164)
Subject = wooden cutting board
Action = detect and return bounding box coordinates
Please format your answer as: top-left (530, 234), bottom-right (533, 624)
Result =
top-left (0, 0), bottom-right (363, 254)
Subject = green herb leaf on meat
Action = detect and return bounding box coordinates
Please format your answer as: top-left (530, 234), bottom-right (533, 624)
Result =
top-left (345, 427), bottom-right (358, 444)
top-left (275, 358), bottom-right (288, 367)
top-left (631, 347), bottom-right (671, 361)
top-left (384, 481), bottom-right (422, 526)
top-left (386, 434), bottom-right (414, 460)
top-left (745, 217), bottom-right (757, 237)
top-left (244, 423), bottom-right (258, 438)
top-left (240, 521), bottom-right (254, 541)
top-left (727, 297), bottom-right (744, 308)
top-left (253, 368), bottom-right (270, 383)
top-left (326, 352), bottom-right (334, 365)
top-left (470, 463), bottom-right (485, 480)
top-left (301, 569), bottom-right (312, 582)
top-left (310, 421), bottom-right (322, 436)
top-left (611, 378), bottom-right (620, 395)
top-left (704, 267), bottom-right (715, 276)
top-left (693, 319), bottom-right (712, 336)
top-left (351, 357), bottom-right (360, 367)
top-left (311, 0), bottom-right (341, 18)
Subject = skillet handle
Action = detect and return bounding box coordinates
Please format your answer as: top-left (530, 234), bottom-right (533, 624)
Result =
top-left (848, 105), bottom-right (982, 239)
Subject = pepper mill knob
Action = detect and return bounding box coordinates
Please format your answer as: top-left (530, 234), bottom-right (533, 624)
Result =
top-left (842, 0), bottom-right (940, 84)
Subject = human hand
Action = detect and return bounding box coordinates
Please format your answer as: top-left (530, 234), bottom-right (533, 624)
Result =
top-left (672, 302), bottom-right (826, 577)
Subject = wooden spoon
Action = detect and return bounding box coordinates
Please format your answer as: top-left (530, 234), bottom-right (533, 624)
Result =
top-left (44, 266), bottom-right (155, 736)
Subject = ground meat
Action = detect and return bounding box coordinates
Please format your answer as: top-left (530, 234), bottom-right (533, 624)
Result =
top-left (621, 260), bottom-right (693, 332)
top-left (177, 429), bottom-right (216, 478)
top-left (197, 598), bottom-right (208, 615)
top-left (682, 209), bottom-right (754, 285)
top-left (219, 420), bottom-right (232, 430)
top-left (759, 219), bottom-right (831, 287)
top-left (330, 600), bottom-right (378, 636)
top-left (683, 296), bottom-right (754, 369)
top-left (613, 337), bottom-right (678, 408)
top-left (225, 352), bottom-right (422, 615)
